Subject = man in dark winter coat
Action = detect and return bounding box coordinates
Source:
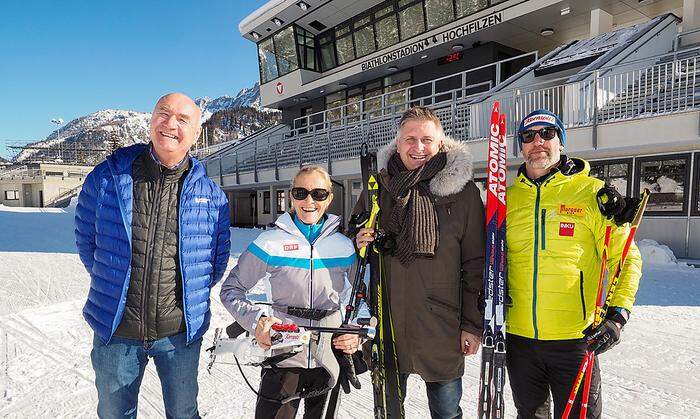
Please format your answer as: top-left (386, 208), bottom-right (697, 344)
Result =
top-left (354, 106), bottom-right (485, 418)
top-left (75, 93), bottom-right (231, 418)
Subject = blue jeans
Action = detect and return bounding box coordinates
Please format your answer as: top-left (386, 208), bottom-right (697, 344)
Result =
top-left (400, 374), bottom-right (463, 419)
top-left (91, 332), bottom-right (202, 419)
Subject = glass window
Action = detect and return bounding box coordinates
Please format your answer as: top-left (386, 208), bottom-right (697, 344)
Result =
top-left (296, 27), bottom-right (316, 71)
top-left (263, 191), bottom-right (271, 214)
top-left (319, 34), bottom-right (336, 71)
top-left (336, 34), bottom-right (355, 65)
top-left (590, 159), bottom-right (631, 196)
top-left (425, 0), bottom-right (454, 30)
top-left (637, 155), bottom-right (690, 213)
top-left (4, 190), bottom-right (19, 200)
top-left (354, 22), bottom-right (376, 57)
top-left (398, 1), bottom-right (426, 40)
top-left (273, 26), bottom-right (298, 76)
top-left (354, 16), bottom-right (371, 29)
top-left (456, 0), bottom-right (488, 18)
top-left (346, 88), bottom-right (363, 123)
top-left (384, 72), bottom-right (411, 113)
top-left (375, 14), bottom-right (399, 50)
top-left (258, 37), bottom-right (278, 83)
top-left (364, 82), bottom-right (384, 118)
top-left (375, 5), bottom-right (394, 19)
top-left (325, 91), bottom-right (346, 125)
top-left (276, 190), bottom-right (286, 213)
top-left (336, 24), bottom-right (350, 37)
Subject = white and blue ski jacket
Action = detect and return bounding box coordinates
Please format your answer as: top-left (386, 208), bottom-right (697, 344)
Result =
top-left (220, 212), bottom-right (356, 369)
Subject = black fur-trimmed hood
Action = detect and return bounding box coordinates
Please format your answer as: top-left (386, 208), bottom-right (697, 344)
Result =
top-left (376, 136), bottom-right (474, 197)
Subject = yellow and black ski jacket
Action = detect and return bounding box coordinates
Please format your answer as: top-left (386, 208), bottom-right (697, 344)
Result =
top-left (506, 157), bottom-right (642, 340)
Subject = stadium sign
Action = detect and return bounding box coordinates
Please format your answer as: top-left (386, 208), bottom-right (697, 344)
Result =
top-left (361, 11), bottom-right (503, 72)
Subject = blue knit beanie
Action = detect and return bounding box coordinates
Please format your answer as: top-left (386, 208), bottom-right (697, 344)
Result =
top-left (517, 109), bottom-right (566, 150)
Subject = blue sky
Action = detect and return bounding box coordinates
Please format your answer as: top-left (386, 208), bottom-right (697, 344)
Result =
top-left (0, 0), bottom-right (267, 159)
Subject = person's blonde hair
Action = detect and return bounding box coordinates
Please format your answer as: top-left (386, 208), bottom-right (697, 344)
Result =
top-left (291, 165), bottom-right (333, 191)
top-left (394, 106), bottom-right (445, 142)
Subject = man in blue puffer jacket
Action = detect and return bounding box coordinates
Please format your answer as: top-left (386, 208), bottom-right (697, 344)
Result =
top-left (75, 93), bottom-right (231, 419)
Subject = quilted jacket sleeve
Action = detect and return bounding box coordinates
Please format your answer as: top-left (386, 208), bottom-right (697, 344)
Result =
top-left (74, 169), bottom-right (100, 272)
top-left (211, 189), bottom-right (231, 286)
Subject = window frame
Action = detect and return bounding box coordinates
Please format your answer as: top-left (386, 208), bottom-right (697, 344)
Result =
top-left (633, 153), bottom-right (692, 216)
top-left (4, 190), bottom-right (19, 200)
top-left (588, 157), bottom-right (633, 196)
top-left (263, 191), bottom-right (271, 214)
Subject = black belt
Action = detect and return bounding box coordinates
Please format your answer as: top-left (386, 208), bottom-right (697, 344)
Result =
top-left (276, 305), bottom-right (335, 321)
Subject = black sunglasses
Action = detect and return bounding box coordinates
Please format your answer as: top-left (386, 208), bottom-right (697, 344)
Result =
top-left (520, 127), bottom-right (559, 143)
top-left (291, 187), bottom-right (330, 201)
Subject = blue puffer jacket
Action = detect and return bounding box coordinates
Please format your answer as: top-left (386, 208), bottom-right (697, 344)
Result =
top-left (75, 144), bottom-right (231, 344)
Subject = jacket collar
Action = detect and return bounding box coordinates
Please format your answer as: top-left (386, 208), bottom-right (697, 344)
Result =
top-left (106, 143), bottom-right (205, 187)
top-left (376, 136), bottom-right (474, 197)
top-left (515, 155), bottom-right (590, 189)
top-left (275, 212), bottom-right (341, 244)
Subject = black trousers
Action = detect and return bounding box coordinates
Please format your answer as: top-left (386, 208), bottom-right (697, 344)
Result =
top-left (506, 334), bottom-right (602, 419)
top-left (255, 367), bottom-right (330, 419)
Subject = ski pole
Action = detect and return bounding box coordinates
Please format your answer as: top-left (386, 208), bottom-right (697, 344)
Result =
top-left (561, 225), bottom-right (612, 419)
top-left (562, 190), bottom-right (650, 419)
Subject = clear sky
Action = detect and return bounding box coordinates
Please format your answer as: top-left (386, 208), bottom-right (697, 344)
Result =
top-left (0, 0), bottom-right (267, 159)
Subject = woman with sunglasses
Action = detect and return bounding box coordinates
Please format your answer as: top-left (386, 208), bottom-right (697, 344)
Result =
top-left (220, 165), bottom-right (359, 419)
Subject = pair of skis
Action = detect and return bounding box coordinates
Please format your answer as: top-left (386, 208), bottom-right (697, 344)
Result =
top-left (326, 143), bottom-right (404, 419)
top-left (478, 102), bottom-right (508, 419)
top-left (562, 189), bottom-right (650, 419)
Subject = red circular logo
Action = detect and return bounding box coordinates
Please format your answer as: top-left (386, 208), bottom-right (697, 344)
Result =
top-left (276, 82), bottom-right (284, 95)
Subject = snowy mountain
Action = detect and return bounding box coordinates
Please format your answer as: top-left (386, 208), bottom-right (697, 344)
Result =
top-left (196, 82), bottom-right (272, 122)
top-left (200, 106), bottom-right (280, 145)
top-left (15, 110), bottom-right (151, 164)
top-left (13, 83), bottom-right (279, 164)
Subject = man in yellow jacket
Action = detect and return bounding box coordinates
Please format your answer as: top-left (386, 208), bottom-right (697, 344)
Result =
top-left (505, 109), bottom-right (642, 418)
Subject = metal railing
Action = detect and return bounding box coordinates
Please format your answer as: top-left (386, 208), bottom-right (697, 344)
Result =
top-left (209, 47), bottom-right (700, 183)
top-left (0, 166), bottom-right (42, 180)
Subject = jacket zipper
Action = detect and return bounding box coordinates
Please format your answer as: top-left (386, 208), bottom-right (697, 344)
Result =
top-left (141, 173), bottom-right (164, 341)
top-left (541, 209), bottom-right (546, 250)
top-left (308, 242), bottom-right (314, 368)
top-left (579, 271), bottom-right (586, 320)
top-left (532, 184), bottom-right (541, 339)
top-left (179, 168), bottom-right (193, 341)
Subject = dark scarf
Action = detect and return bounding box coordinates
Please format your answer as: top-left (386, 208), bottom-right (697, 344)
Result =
top-left (385, 152), bottom-right (447, 266)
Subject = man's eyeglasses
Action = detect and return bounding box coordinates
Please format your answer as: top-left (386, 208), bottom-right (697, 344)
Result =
top-left (291, 187), bottom-right (330, 201)
top-left (520, 127), bottom-right (559, 143)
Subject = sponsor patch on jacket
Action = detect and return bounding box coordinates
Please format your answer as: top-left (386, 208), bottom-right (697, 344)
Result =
top-left (559, 222), bottom-right (575, 236)
top-left (283, 243), bottom-right (299, 251)
top-left (558, 204), bottom-right (584, 217)
top-left (194, 197), bottom-right (209, 204)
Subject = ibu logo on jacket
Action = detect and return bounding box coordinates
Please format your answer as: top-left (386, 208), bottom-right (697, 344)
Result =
top-left (559, 222), bottom-right (575, 237)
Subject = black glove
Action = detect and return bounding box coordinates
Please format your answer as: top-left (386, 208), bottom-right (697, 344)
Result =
top-left (334, 349), bottom-right (368, 394)
top-left (583, 308), bottom-right (629, 355)
top-left (613, 197), bottom-right (643, 226)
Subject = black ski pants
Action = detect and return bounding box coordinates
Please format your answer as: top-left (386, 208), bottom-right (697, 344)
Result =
top-left (255, 367), bottom-right (330, 419)
top-left (506, 334), bottom-right (602, 419)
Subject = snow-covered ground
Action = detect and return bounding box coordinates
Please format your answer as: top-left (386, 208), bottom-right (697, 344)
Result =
top-left (0, 205), bottom-right (698, 418)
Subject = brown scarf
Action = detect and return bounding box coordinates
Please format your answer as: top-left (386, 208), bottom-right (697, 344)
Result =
top-left (385, 152), bottom-right (447, 266)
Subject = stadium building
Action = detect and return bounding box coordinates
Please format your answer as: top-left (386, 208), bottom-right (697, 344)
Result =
top-left (204, 0), bottom-right (700, 259)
